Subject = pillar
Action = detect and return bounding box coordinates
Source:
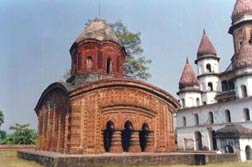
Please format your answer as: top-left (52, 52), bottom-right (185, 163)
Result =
top-left (128, 131), bottom-right (141, 153)
top-left (56, 112), bottom-right (61, 152)
top-left (51, 106), bottom-right (56, 151)
top-left (110, 130), bottom-right (123, 153)
top-left (42, 109), bottom-right (46, 150)
top-left (64, 112), bottom-right (69, 153)
top-left (145, 131), bottom-right (155, 152)
top-left (46, 110), bottom-right (51, 151)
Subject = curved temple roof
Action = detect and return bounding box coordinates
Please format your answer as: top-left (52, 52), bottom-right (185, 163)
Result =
top-left (232, 0), bottom-right (252, 23)
top-left (75, 18), bottom-right (122, 46)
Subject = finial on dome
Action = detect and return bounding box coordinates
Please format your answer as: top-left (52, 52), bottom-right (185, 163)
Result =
top-left (186, 57), bottom-right (189, 64)
top-left (203, 28), bottom-right (206, 35)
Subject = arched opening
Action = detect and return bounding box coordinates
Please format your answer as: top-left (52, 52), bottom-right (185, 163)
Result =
top-left (208, 82), bottom-right (213, 91)
top-left (139, 123), bottom-right (149, 152)
top-left (224, 145), bottom-right (234, 153)
top-left (244, 108), bottom-right (250, 121)
top-left (221, 80), bottom-right (228, 91)
top-left (181, 98), bottom-right (185, 108)
top-left (122, 121), bottom-right (133, 152)
top-left (182, 117), bottom-right (187, 127)
top-left (194, 114), bottom-right (199, 125)
top-left (106, 58), bottom-right (112, 74)
top-left (211, 130), bottom-right (217, 150)
top-left (225, 110), bottom-right (231, 123)
top-left (246, 145), bottom-right (252, 160)
top-left (195, 131), bottom-right (202, 150)
top-left (103, 121), bottom-right (114, 152)
top-left (241, 85), bottom-right (248, 97)
top-left (196, 98), bottom-right (200, 106)
top-left (209, 112), bottom-right (214, 124)
top-left (86, 56), bottom-right (93, 69)
top-left (206, 64), bottom-right (212, 73)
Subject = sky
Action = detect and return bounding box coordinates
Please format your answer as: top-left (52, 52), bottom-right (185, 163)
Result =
top-left (0, 0), bottom-right (236, 131)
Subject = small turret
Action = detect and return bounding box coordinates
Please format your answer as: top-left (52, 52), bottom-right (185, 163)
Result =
top-left (195, 30), bottom-right (220, 105)
top-left (177, 58), bottom-right (201, 108)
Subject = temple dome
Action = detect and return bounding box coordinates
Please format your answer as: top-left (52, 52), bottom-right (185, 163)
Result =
top-left (75, 18), bottom-right (122, 46)
top-left (197, 30), bottom-right (217, 58)
top-left (179, 58), bottom-right (200, 89)
top-left (232, 0), bottom-right (252, 23)
top-left (233, 40), bottom-right (252, 69)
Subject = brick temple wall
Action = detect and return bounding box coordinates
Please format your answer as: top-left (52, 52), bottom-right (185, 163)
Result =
top-left (36, 79), bottom-right (179, 154)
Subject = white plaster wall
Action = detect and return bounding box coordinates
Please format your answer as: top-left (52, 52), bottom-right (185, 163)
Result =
top-left (199, 75), bottom-right (220, 92)
top-left (176, 98), bottom-right (252, 127)
top-left (202, 91), bottom-right (217, 104)
top-left (179, 92), bottom-right (201, 108)
top-left (235, 73), bottom-right (252, 98)
top-left (197, 57), bottom-right (219, 76)
top-left (177, 125), bottom-right (224, 151)
top-left (176, 98), bottom-right (252, 151)
top-left (239, 138), bottom-right (252, 161)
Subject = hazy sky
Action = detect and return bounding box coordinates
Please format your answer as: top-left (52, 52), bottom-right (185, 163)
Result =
top-left (0, 0), bottom-right (236, 131)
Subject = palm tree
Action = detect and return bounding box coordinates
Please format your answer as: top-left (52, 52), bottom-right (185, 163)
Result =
top-left (0, 111), bottom-right (4, 127)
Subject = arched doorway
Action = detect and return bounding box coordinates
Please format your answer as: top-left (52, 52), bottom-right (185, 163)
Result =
top-left (246, 145), bottom-right (252, 160)
top-left (224, 145), bottom-right (234, 153)
top-left (139, 123), bottom-right (149, 152)
top-left (195, 131), bottom-right (202, 150)
top-left (122, 121), bottom-right (133, 152)
top-left (211, 130), bottom-right (217, 150)
top-left (103, 121), bottom-right (114, 152)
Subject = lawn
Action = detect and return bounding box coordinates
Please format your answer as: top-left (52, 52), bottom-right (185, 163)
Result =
top-left (0, 151), bottom-right (43, 167)
top-left (106, 162), bottom-right (252, 167)
top-left (0, 150), bottom-right (252, 167)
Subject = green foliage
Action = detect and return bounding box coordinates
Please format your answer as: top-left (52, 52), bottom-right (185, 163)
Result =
top-left (0, 130), bottom-right (6, 140)
top-left (0, 110), bottom-right (4, 127)
top-left (110, 21), bottom-right (152, 80)
top-left (2, 123), bottom-right (37, 145)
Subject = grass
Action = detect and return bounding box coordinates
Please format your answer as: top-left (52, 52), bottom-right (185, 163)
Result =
top-left (0, 151), bottom-right (43, 167)
top-left (0, 151), bottom-right (252, 167)
top-left (105, 162), bottom-right (252, 167)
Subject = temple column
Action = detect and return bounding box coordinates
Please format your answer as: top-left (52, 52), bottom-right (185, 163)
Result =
top-left (128, 131), bottom-right (141, 153)
top-left (37, 111), bottom-right (42, 150)
top-left (46, 110), bottom-right (51, 151)
top-left (42, 109), bottom-right (46, 150)
top-left (56, 113), bottom-right (61, 152)
top-left (51, 105), bottom-right (56, 151)
top-left (64, 112), bottom-right (69, 153)
top-left (145, 131), bottom-right (155, 152)
top-left (110, 130), bottom-right (123, 153)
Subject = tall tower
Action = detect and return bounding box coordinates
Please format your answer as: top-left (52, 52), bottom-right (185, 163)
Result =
top-left (68, 18), bottom-right (126, 85)
top-left (195, 30), bottom-right (220, 105)
top-left (229, 0), bottom-right (252, 55)
top-left (230, 0), bottom-right (252, 99)
top-left (177, 58), bottom-right (201, 108)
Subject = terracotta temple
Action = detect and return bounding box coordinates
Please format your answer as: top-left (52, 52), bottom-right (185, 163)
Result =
top-left (35, 18), bottom-right (179, 154)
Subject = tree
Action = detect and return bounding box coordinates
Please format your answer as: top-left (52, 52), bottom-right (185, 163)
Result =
top-left (0, 130), bottom-right (6, 140)
top-left (7, 123), bottom-right (37, 144)
top-left (0, 110), bottom-right (4, 127)
top-left (110, 21), bottom-right (151, 80)
top-left (0, 110), bottom-right (6, 142)
top-left (64, 20), bottom-right (151, 81)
